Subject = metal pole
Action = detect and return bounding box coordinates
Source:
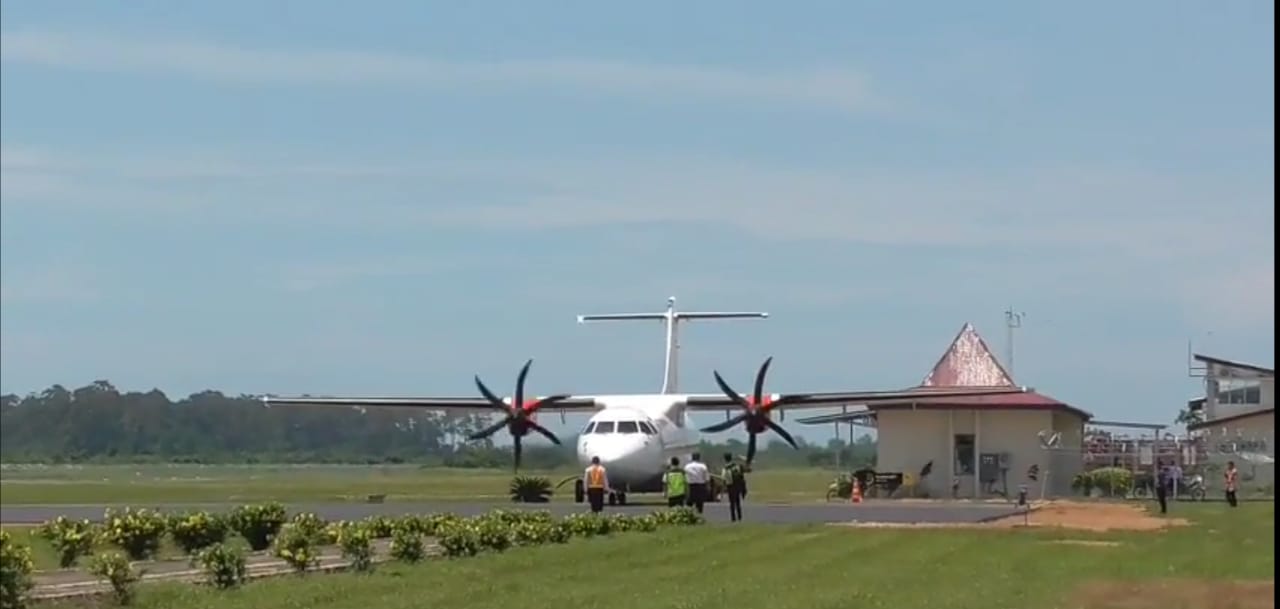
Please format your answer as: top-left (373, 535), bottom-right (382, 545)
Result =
top-left (1004, 307), bottom-right (1025, 378)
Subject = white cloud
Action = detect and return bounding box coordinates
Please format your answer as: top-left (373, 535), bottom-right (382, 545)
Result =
top-left (0, 29), bottom-right (885, 114)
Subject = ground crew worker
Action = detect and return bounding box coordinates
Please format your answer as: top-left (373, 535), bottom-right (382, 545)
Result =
top-left (722, 453), bottom-right (747, 522)
top-left (1155, 459), bottom-right (1172, 514)
top-left (662, 457), bottom-right (687, 507)
top-left (584, 456), bottom-right (610, 513)
top-left (683, 452), bottom-right (710, 513)
top-left (1224, 460), bottom-right (1239, 508)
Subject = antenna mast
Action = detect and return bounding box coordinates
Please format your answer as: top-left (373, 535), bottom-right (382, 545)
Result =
top-left (1004, 307), bottom-right (1025, 379)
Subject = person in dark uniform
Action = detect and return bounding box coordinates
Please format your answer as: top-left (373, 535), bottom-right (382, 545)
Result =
top-left (1224, 460), bottom-right (1240, 508)
top-left (1155, 460), bottom-right (1173, 514)
top-left (722, 453), bottom-right (747, 522)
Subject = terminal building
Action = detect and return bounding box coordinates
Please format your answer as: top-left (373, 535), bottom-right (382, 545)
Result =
top-left (1184, 354), bottom-right (1274, 486)
top-left (801, 323), bottom-right (1091, 498)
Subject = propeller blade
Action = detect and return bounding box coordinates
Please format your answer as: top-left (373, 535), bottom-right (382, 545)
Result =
top-left (515, 359), bottom-right (532, 409)
top-left (528, 421), bottom-right (562, 445)
top-left (530, 394), bottom-right (572, 412)
top-left (712, 370), bottom-right (753, 410)
top-left (746, 432), bottom-right (759, 464)
top-left (752, 356), bottom-right (773, 405)
top-left (474, 376), bottom-right (508, 410)
top-left (468, 417), bottom-right (509, 441)
top-left (764, 418), bottom-right (799, 450)
top-left (700, 413), bottom-right (749, 433)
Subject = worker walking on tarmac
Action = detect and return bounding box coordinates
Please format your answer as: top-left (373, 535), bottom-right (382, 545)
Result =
top-left (722, 453), bottom-right (748, 522)
top-left (684, 452), bottom-right (710, 513)
top-left (662, 457), bottom-right (687, 507)
top-left (584, 456), bottom-right (610, 514)
top-left (1225, 460), bottom-right (1240, 508)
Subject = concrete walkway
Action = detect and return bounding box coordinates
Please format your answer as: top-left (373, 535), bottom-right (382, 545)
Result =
top-left (30, 538), bottom-right (436, 601)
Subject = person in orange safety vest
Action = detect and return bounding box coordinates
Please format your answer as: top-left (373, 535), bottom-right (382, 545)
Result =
top-left (583, 456), bottom-right (611, 513)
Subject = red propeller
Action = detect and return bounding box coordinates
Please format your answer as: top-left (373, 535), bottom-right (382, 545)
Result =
top-left (468, 359), bottom-right (570, 472)
top-left (699, 357), bottom-right (799, 464)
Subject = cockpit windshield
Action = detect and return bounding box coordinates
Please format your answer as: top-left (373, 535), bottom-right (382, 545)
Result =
top-left (585, 419), bottom-right (657, 434)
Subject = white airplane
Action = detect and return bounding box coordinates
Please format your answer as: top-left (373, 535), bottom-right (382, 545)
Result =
top-left (261, 297), bottom-right (1028, 505)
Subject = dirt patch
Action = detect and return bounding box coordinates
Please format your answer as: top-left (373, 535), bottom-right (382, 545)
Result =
top-left (1068, 579), bottom-right (1275, 609)
top-left (1044, 539), bottom-right (1122, 547)
top-left (834, 501), bottom-right (1191, 532)
top-left (987, 501), bottom-right (1190, 532)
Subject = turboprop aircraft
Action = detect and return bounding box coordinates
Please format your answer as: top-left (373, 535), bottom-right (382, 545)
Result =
top-left (260, 297), bottom-right (1028, 505)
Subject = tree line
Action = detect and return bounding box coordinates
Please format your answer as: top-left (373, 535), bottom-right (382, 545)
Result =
top-left (0, 381), bottom-right (875, 469)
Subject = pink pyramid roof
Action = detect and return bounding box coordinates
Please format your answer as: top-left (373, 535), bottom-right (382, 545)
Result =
top-left (864, 322), bottom-right (1093, 420)
top-left (919, 322), bottom-right (1016, 388)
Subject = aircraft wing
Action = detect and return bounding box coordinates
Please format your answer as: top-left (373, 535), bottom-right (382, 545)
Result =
top-left (682, 386), bottom-right (1030, 410)
top-left (259, 395), bottom-right (601, 412)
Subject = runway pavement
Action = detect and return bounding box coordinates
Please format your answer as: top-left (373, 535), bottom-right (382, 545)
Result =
top-left (0, 500), bottom-right (1023, 525)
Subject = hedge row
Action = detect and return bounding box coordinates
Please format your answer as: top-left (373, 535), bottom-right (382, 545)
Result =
top-left (1, 504), bottom-right (705, 608)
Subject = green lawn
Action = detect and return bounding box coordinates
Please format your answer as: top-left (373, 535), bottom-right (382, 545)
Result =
top-left (0, 464), bottom-right (838, 505)
top-left (36, 502), bottom-right (1275, 609)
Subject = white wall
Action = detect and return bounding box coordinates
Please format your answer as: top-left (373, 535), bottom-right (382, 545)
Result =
top-left (877, 408), bottom-right (1081, 498)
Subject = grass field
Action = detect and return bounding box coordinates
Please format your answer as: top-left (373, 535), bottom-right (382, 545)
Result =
top-left (0, 464), bottom-right (837, 505)
top-left (31, 502), bottom-right (1275, 609)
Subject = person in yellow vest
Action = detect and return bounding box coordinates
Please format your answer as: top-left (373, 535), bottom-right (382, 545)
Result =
top-left (662, 457), bottom-right (687, 507)
top-left (583, 456), bottom-right (611, 513)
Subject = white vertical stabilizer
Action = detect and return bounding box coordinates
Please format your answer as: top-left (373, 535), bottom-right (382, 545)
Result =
top-left (576, 296), bottom-right (768, 394)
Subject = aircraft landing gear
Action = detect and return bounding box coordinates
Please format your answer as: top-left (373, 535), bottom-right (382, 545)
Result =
top-left (607, 491), bottom-right (628, 506)
top-left (574, 480), bottom-right (585, 504)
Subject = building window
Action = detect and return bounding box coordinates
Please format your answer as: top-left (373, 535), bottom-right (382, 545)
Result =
top-left (954, 434), bottom-right (975, 475)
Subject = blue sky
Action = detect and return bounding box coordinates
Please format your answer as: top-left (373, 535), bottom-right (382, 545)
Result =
top-left (1, 1), bottom-right (1274, 444)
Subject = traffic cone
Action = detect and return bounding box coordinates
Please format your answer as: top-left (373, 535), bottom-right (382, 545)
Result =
top-left (851, 479), bottom-right (863, 504)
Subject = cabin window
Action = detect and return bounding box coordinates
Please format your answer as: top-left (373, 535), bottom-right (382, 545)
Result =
top-left (616, 421), bottom-right (640, 434)
top-left (638, 421), bottom-right (657, 435)
top-left (593, 421), bottom-right (615, 434)
top-left (954, 434), bottom-right (975, 475)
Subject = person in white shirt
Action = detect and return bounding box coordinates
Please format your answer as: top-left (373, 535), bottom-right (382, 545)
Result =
top-left (683, 452), bottom-right (710, 513)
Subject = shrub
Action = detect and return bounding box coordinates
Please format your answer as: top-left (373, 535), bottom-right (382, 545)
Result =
top-left (546, 522), bottom-right (572, 544)
top-left (436, 522), bottom-right (481, 558)
top-left (168, 511), bottom-right (229, 555)
top-left (397, 513), bottom-right (459, 537)
top-left (195, 544), bottom-right (246, 590)
top-left (1, 530), bottom-right (35, 609)
top-left (88, 552), bottom-right (141, 606)
top-left (389, 528), bottom-right (425, 563)
top-left (35, 516), bottom-right (96, 568)
top-left (629, 514), bottom-right (659, 533)
top-left (361, 516), bottom-right (395, 539)
top-left (228, 503), bottom-right (288, 551)
top-left (271, 527), bottom-right (318, 574)
top-left (475, 518), bottom-right (513, 552)
top-left (511, 522), bottom-right (552, 546)
top-left (652, 506), bottom-right (704, 526)
top-left (508, 475), bottom-right (553, 503)
top-left (336, 526), bottom-right (375, 573)
top-left (562, 513), bottom-right (611, 538)
top-left (287, 512), bottom-right (328, 544)
top-left (1089, 467), bottom-right (1134, 497)
top-left (100, 507), bottom-right (167, 561)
